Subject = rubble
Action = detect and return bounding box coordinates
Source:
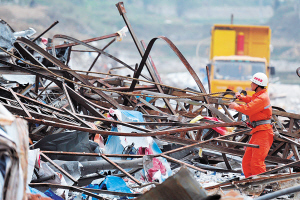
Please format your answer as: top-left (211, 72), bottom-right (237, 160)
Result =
top-left (0, 1), bottom-right (299, 200)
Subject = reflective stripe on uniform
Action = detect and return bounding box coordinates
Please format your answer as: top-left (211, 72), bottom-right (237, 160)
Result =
top-left (264, 104), bottom-right (271, 109)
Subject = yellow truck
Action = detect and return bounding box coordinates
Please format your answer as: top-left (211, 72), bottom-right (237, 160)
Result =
top-left (207, 24), bottom-right (275, 95)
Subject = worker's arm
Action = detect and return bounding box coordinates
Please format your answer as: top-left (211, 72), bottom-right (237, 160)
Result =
top-left (233, 96), bottom-right (267, 116)
top-left (240, 95), bottom-right (252, 103)
top-left (235, 92), bottom-right (251, 103)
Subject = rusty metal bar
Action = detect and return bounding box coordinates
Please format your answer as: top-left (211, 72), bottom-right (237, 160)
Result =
top-left (35, 75), bottom-right (39, 93)
top-left (32, 21), bottom-right (59, 42)
top-left (222, 153), bottom-right (232, 170)
top-left (273, 110), bottom-right (300, 120)
top-left (51, 34), bottom-right (151, 80)
top-left (1, 87), bottom-right (151, 132)
top-left (116, 2), bottom-right (177, 114)
top-left (14, 42), bottom-right (46, 67)
top-left (101, 154), bottom-right (141, 185)
top-left (87, 38), bottom-right (116, 75)
top-left (159, 134), bottom-right (292, 165)
top-left (35, 81), bottom-right (53, 100)
top-left (259, 159), bottom-right (300, 175)
top-left (291, 144), bottom-right (300, 160)
top-left (29, 183), bottom-right (141, 198)
top-left (1, 96), bottom-right (80, 125)
top-left (41, 151), bottom-right (144, 158)
top-left (256, 185), bottom-right (300, 200)
top-left (8, 88), bottom-right (32, 118)
top-left (101, 85), bottom-right (157, 91)
top-left (213, 138), bottom-right (259, 148)
top-left (23, 116), bottom-right (244, 137)
top-left (16, 37), bottom-right (122, 109)
top-left (30, 183), bottom-right (108, 199)
top-left (160, 129), bottom-right (249, 156)
top-left (40, 152), bottom-right (78, 183)
top-left (47, 33), bottom-right (119, 50)
top-left (62, 82), bottom-right (76, 113)
top-left (62, 108), bottom-right (92, 128)
top-left (206, 172), bottom-right (300, 191)
top-left (38, 78), bottom-right (53, 103)
top-left (65, 84), bottom-right (108, 117)
top-left (141, 40), bottom-right (162, 83)
top-left (31, 125), bottom-right (47, 135)
top-left (288, 118), bottom-right (295, 135)
top-left (76, 114), bottom-right (152, 132)
top-left (206, 65), bottom-right (211, 93)
top-left (161, 154), bottom-right (206, 172)
top-left (275, 133), bottom-right (300, 147)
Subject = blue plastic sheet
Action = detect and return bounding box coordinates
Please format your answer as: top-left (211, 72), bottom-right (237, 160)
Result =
top-left (44, 188), bottom-right (64, 200)
top-left (99, 175), bottom-right (132, 193)
top-left (105, 110), bottom-right (172, 182)
top-left (82, 176), bottom-right (132, 199)
top-left (28, 186), bottom-right (49, 198)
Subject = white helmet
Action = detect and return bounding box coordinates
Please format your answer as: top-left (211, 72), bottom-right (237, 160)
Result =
top-left (250, 72), bottom-right (268, 87)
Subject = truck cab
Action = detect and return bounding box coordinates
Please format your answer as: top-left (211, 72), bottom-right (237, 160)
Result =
top-left (210, 55), bottom-right (268, 95)
top-left (208, 24), bottom-right (274, 95)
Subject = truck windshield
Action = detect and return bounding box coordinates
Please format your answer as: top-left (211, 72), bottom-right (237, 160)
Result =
top-left (214, 60), bottom-right (265, 81)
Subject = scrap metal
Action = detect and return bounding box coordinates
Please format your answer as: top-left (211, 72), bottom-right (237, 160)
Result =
top-left (0, 1), bottom-right (299, 199)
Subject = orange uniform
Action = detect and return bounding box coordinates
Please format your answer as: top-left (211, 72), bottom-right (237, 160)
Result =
top-left (233, 89), bottom-right (273, 178)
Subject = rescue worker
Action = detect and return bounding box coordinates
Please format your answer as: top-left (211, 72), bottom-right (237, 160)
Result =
top-left (228, 72), bottom-right (273, 178)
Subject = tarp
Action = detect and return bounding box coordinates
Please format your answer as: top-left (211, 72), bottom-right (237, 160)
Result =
top-left (28, 186), bottom-right (50, 198)
top-left (50, 160), bottom-right (82, 186)
top-left (104, 109), bottom-right (172, 182)
top-left (83, 175), bottom-right (132, 200)
top-left (99, 176), bottom-right (132, 197)
top-left (34, 131), bottom-right (97, 161)
top-left (44, 188), bottom-right (64, 200)
top-left (190, 115), bottom-right (235, 136)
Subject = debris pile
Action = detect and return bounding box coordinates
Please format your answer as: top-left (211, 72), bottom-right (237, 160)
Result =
top-left (0, 2), bottom-right (299, 200)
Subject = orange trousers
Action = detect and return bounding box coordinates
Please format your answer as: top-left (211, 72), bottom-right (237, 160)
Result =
top-left (242, 129), bottom-right (273, 178)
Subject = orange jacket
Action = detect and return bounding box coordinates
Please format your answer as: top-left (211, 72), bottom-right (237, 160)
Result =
top-left (234, 89), bottom-right (272, 134)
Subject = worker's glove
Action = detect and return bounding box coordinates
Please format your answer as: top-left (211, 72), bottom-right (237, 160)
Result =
top-left (235, 92), bottom-right (242, 100)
